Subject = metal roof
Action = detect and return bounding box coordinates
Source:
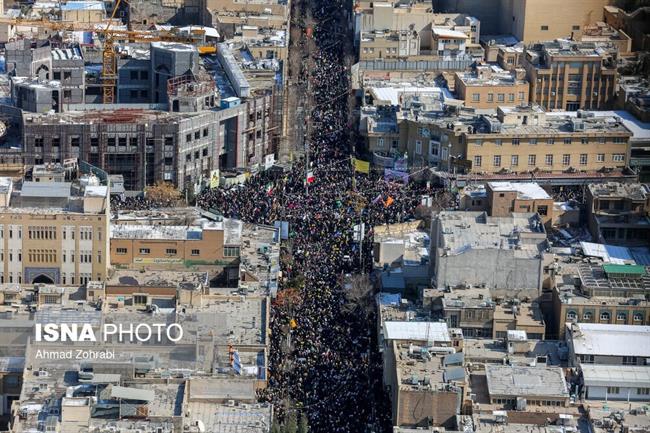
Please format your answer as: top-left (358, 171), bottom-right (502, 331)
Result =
top-left (569, 324), bottom-right (650, 358)
top-left (21, 181), bottom-right (71, 198)
top-left (383, 321), bottom-right (450, 342)
top-left (444, 366), bottom-right (465, 382)
top-left (582, 365), bottom-right (650, 388)
top-left (110, 386), bottom-right (155, 402)
top-left (0, 356), bottom-right (25, 373)
top-left (602, 264), bottom-right (646, 276)
top-left (443, 352), bottom-right (464, 366)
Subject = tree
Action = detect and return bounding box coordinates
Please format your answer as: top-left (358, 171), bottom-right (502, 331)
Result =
top-left (270, 421), bottom-right (282, 433)
top-left (144, 181), bottom-right (181, 207)
top-left (284, 412), bottom-right (298, 433)
top-left (298, 413), bottom-right (309, 433)
top-left (342, 274), bottom-right (374, 321)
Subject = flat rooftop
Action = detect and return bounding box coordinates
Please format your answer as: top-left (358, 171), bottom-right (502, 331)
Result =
top-left (487, 182), bottom-right (551, 200)
top-left (110, 221), bottom-right (227, 241)
top-left (435, 211), bottom-right (546, 255)
top-left (485, 365), bottom-right (569, 398)
top-left (185, 402), bottom-right (272, 433)
top-left (581, 364), bottom-right (650, 389)
top-left (107, 269), bottom-right (208, 289)
top-left (383, 321), bottom-right (450, 343)
top-left (568, 323), bottom-right (650, 358)
top-left (457, 66), bottom-right (526, 87)
top-left (394, 342), bottom-right (460, 392)
top-left (588, 182), bottom-right (649, 200)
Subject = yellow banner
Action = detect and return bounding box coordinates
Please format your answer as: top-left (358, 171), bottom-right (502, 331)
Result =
top-left (134, 257), bottom-right (184, 265)
top-left (209, 170), bottom-right (220, 189)
top-left (353, 158), bottom-right (370, 174)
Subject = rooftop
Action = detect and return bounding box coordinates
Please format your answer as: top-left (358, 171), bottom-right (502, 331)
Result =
top-left (587, 182), bottom-right (649, 200)
top-left (487, 182), bottom-right (551, 200)
top-left (434, 211), bottom-right (546, 256)
top-left (581, 364), bottom-right (650, 389)
top-left (383, 321), bottom-right (451, 343)
top-left (485, 365), bottom-right (569, 398)
top-left (394, 342), bottom-right (462, 392)
top-left (568, 323), bottom-right (650, 358)
top-left (456, 66), bottom-right (526, 87)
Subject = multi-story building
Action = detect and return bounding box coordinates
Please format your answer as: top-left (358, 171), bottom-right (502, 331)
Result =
top-left (522, 40), bottom-right (618, 111)
top-left (430, 211), bottom-right (549, 291)
top-left (454, 65), bottom-right (530, 109)
top-left (436, 0), bottom-right (611, 43)
top-left (585, 182), bottom-right (650, 246)
top-left (566, 323), bottom-right (650, 367)
top-left (0, 164), bottom-right (109, 286)
top-left (484, 365), bottom-right (570, 408)
top-left (363, 102), bottom-right (633, 175)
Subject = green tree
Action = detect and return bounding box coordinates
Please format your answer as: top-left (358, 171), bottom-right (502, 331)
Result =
top-left (284, 412), bottom-right (298, 433)
top-left (298, 413), bottom-right (309, 433)
top-left (270, 420), bottom-right (282, 433)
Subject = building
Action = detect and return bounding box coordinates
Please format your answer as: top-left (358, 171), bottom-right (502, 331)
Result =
top-left (460, 182), bottom-right (554, 225)
top-left (585, 182), bottom-right (650, 246)
top-left (0, 164), bottom-right (109, 286)
top-left (484, 365), bottom-right (570, 408)
top-left (454, 65), bottom-right (530, 109)
top-left (430, 211), bottom-right (548, 291)
top-left (522, 40), bottom-right (618, 111)
top-left (362, 101), bottom-right (633, 175)
top-left (431, 286), bottom-right (546, 339)
top-left (60, 0), bottom-right (106, 23)
top-left (565, 323), bottom-right (650, 366)
top-left (580, 364), bottom-right (650, 401)
top-left (436, 0), bottom-right (611, 43)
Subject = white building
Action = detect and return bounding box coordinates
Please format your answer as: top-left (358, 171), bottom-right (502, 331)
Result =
top-left (566, 323), bottom-right (650, 367)
top-left (581, 364), bottom-right (650, 402)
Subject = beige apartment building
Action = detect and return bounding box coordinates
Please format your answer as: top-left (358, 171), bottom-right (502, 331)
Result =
top-left (455, 65), bottom-right (530, 109)
top-left (363, 103), bottom-right (632, 175)
top-left (523, 40), bottom-right (618, 111)
top-left (0, 170), bottom-right (109, 286)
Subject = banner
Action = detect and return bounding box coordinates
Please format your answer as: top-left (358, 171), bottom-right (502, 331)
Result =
top-left (353, 158), bottom-right (370, 174)
top-left (209, 170), bottom-right (220, 189)
top-left (394, 156), bottom-right (408, 172)
top-left (384, 168), bottom-right (409, 183)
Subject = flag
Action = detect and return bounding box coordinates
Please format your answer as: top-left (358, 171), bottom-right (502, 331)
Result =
top-left (372, 193), bottom-right (384, 205)
top-left (306, 171), bottom-right (315, 184)
top-left (232, 350), bottom-right (242, 374)
top-left (290, 319), bottom-right (297, 329)
top-left (353, 158), bottom-right (370, 174)
top-left (265, 183), bottom-right (273, 195)
top-left (384, 196), bottom-right (394, 208)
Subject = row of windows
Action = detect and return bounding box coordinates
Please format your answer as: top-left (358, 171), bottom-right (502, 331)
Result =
top-left (224, 246), bottom-right (240, 257)
top-left (185, 128), bottom-right (210, 143)
top-left (0, 226), bottom-right (21, 239)
top-left (0, 272), bottom-right (22, 284)
top-left (567, 310), bottom-right (644, 322)
top-left (185, 148), bottom-right (209, 162)
top-left (473, 136), bottom-right (626, 146)
top-left (471, 92), bottom-right (526, 103)
top-left (493, 398), bottom-right (563, 407)
top-left (28, 226), bottom-right (56, 240)
top-left (473, 153), bottom-right (623, 167)
top-left (117, 247), bottom-right (202, 256)
top-left (605, 387), bottom-right (650, 395)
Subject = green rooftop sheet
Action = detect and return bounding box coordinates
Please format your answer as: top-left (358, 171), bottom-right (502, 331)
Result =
top-left (602, 264), bottom-right (647, 276)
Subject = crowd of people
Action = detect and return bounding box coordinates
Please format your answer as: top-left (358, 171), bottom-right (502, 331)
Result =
top-left (196, 1), bottom-right (430, 431)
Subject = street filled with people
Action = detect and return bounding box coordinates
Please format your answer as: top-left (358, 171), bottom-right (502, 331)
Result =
top-left (195, 0), bottom-right (430, 431)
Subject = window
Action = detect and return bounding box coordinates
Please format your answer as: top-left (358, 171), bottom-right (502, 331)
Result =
top-left (567, 311), bottom-right (577, 320)
top-left (487, 93), bottom-right (494, 102)
top-left (165, 248), bottom-right (177, 255)
top-left (224, 246), bottom-right (240, 257)
top-left (562, 154), bottom-right (570, 166)
top-left (203, 128), bottom-right (209, 137)
top-left (493, 155), bottom-right (501, 167)
top-left (634, 313), bottom-right (643, 322)
top-left (415, 140), bottom-right (422, 154)
top-left (139, 248), bottom-right (150, 255)
top-left (512, 138), bottom-right (520, 146)
top-left (607, 387), bottom-right (620, 395)
top-left (580, 154), bottom-right (588, 165)
top-left (545, 154), bottom-right (553, 166)
top-left (528, 154), bottom-right (536, 166)
top-left (133, 295), bottom-right (147, 305)
top-left (194, 131), bottom-right (200, 140)
top-left (623, 356), bottom-right (637, 365)
top-left (597, 153), bottom-right (605, 162)
top-left (572, 25), bottom-right (580, 30)
top-left (473, 156), bottom-right (482, 167)
top-left (529, 138), bottom-right (537, 145)
top-left (474, 139), bottom-right (483, 146)
top-left (186, 134), bottom-right (192, 142)
top-left (141, 71), bottom-right (148, 80)
top-left (508, 93), bottom-right (514, 102)
top-left (583, 312), bottom-right (593, 320)
top-left (612, 153), bottom-right (625, 162)
top-left (130, 70), bottom-right (138, 80)
top-left (600, 312), bottom-right (610, 321)
top-left (497, 93), bottom-right (504, 102)
top-left (597, 137), bottom-right (606, 144)
top-left (581, 137), bottom-right (589, 144)
top-left (546, 138), bottom-right (554, 145)
top-left (511, 155), bottom-right (519, 166)
top-left (541, 25), bottom-right (549, 31)
top-left (472, 93), bottom-right (480, 102)
top-left (191, 249), bottom-right (200, 256)
top-left (637, 388), bottom-right (650, 395)
top-left (518, 92), bottom-right (525, 101)
top-left (581, 354), bottom-right (595, 363)
top-left (495, 139), bottom-right (502, 146)
top-left (116, 248), bottom-right (127, 255)
top-left (613, 137), bottom-right (625, 144)
top-left (616, 312), bottom-right (627, 321)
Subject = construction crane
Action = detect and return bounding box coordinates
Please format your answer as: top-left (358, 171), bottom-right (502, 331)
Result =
top-left (0, 2), bottom-right (210, 103)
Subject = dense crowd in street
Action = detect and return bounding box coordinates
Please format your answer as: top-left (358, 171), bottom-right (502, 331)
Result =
top-left (195, 1), bottom-right (429, 432)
